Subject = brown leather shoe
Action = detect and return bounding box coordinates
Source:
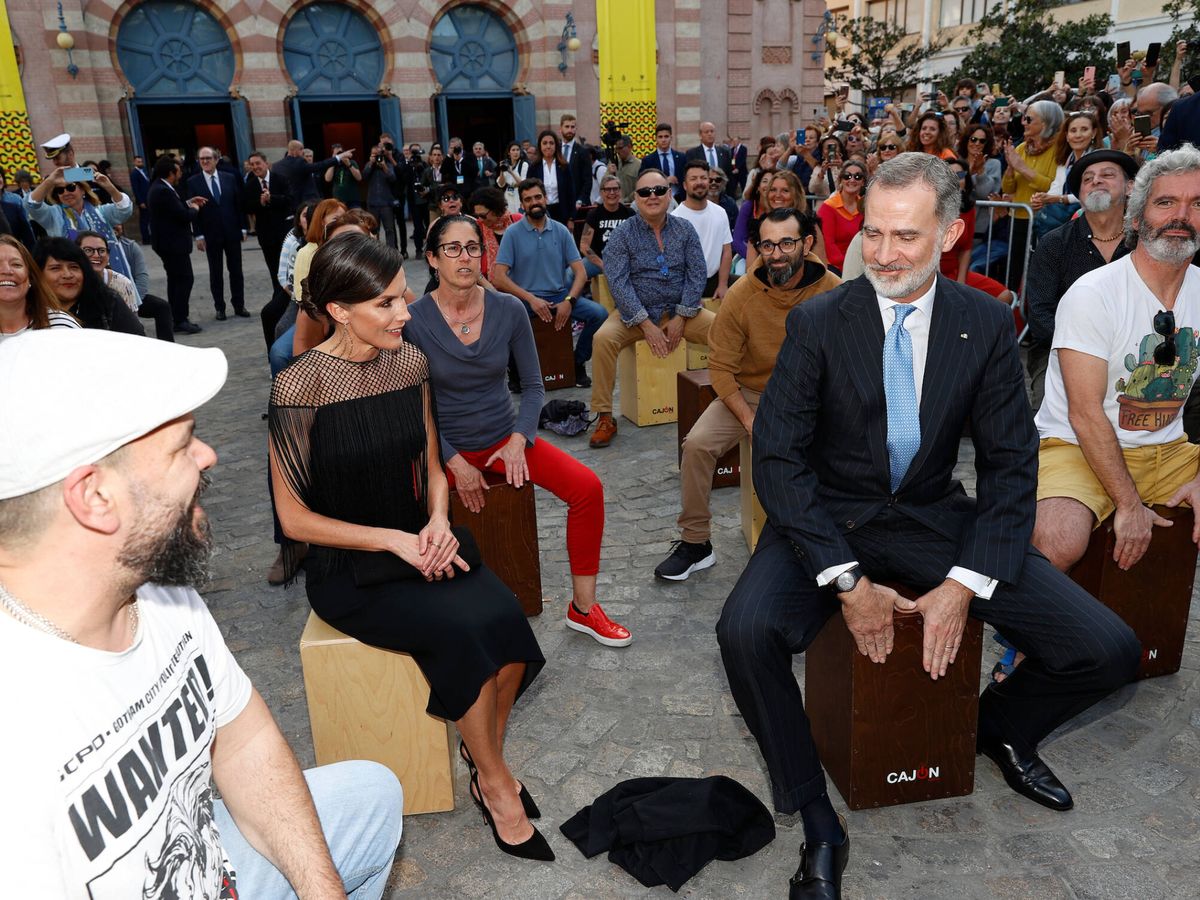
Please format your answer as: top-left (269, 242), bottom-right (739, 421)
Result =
top-left (267, 542), bottom-right (308, 585)
top-left (589, 414), bottom-right (617, 448)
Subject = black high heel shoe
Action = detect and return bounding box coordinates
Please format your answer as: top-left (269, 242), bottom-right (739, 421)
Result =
top-left (460, 739), bottom-right (541, 819)
top-left (468, 770), bottom-right (555, 861)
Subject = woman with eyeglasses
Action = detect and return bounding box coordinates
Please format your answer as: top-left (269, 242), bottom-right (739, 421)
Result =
top-left (869, 131), bottom-right (903, 176)
top-left (32, 237), bottom-right (143, 335)
top-left (1032, 110), bottom-right (1104, 238)
top-left (957, 125), bottom-right (1004, 248)
top-left (743, 171), bottom-right (826, 269)
top-left (407, 215), bottom-right (630, 650)
top-left (906, 111), bottom-right (958, 160)
top-left (527, 130), bottom-right (575, 224)
top-left (0, 234), bottom-right (80, 343)
top-left (270, 231), bottom-right (551, 863)
top-left (808, 136), bottom-right (848, 199)
top-left (1000, 99), bottom-right (1064, 288)
top-left (815, 159), bottom-right (866, 275)
top-left (24, 165), bottom-right (134, 282)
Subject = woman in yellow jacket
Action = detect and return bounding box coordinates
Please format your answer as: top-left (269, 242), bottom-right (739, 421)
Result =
top-left (1000, 99), bottom-right (1063, 290)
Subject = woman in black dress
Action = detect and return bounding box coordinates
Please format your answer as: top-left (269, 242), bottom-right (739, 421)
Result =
top-left (269, 233), bottom-right (552, 861)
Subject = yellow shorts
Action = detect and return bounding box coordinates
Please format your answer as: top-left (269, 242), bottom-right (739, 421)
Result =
top-left (1037, 436), bottom-right (1200, 523)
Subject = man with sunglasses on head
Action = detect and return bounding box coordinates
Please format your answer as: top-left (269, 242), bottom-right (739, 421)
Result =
top-left (1033, 144), bottom-right (1200, 577)
top-left (588, 169), bottom-right (713, 448)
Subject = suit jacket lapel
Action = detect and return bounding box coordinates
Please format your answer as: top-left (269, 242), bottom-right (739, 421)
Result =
top-left (838, 277), bottom-right (890, 478)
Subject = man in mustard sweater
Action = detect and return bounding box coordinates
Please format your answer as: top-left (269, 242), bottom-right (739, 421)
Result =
top-left (656, 208), bottom-right (841, 580)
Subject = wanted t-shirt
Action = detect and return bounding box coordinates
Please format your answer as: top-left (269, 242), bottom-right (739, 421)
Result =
top-left (1036, 254), bottom-right (1200, 448)
top-left (671, 201), bottom-right (732, 278)
top-left (584, 203), bottom-right (633, 254)
top-left (0, 584), bottom-right (252, 898)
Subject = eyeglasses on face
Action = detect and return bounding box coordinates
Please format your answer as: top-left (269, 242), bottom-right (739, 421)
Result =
top-left (437, 241), bottom-right (484, 258)
top-left (80, 245), bottom-right (108, 256)
top-left (953, 106), bottom-right (970, 113)
top-left (59, 183), bottom-right (79, 193)
top-left (198, 155), bottom-right (217, 161)
top-left (968, 135), bottom-right (988, 144)
top-left (757, 238), bottom-right (802, 254)
top-left (601, 186), bottom-right (621, 192)
top-left (879, 144), bottom-right (900, 151)
top-left (1021, 115), bottom-right (1034, 124)
top-left (636, 185), bottom-right (670, 198)
top-left (842, 171), bottom-right (864, 181)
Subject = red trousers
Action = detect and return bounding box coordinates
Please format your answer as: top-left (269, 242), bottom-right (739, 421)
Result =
top-left (449, 437), bottom-right (604, 576)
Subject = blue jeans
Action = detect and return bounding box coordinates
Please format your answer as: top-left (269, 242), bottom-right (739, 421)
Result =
top-left (582, 259), bottom-right (603, 279)
top-left (537, 292), bottom-right (607, 363)
top-left (215, 760), bottom-right (403, 900)
top-left (270, 324), bottom-right (295, 376)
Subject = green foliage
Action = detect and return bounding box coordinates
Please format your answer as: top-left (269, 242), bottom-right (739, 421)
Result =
top-left (945, 0), bottom-right (1113, 99)
top-left (1158, 0), bottom-right (1200, 78)
top-left (825, 15), bottom-right (948, 101)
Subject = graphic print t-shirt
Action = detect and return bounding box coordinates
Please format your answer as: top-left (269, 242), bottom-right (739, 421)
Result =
top-left (0, 584), bottom-right (252, 899)
top-left (584, 203), bottom-right (633, 254)
top-left (1037, 254), bottom-right (1200, 448)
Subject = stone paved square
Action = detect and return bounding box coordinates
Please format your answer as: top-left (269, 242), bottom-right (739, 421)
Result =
top-left (168, 242), bottom-right (1200, 899)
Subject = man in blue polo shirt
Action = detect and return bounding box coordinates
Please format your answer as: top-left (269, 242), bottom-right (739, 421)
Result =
top-left (492, 178), bottom-right (607, 387)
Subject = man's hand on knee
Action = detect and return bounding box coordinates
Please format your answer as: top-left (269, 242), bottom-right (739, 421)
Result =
top-left (1112, 502), bottom-right (1172, 570)
top-left (916, 580), bottom-right (972, 680)
top-left (1165, 478), bottom-right (1200, 544)
top-left (840, 577), bottom-right (903, 664)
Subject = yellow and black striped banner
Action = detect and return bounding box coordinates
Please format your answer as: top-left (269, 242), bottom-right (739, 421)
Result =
top-left (596, 0), bottom-right (657, 157)
top-left (0, 0), bottom-right (37, 177)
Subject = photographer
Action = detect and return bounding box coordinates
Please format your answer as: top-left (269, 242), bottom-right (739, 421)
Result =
top-left (324, 142), bottom-right (362, 208)
top-left (497, 142), bottom-right (529, 214)
top-left (441, 138), bottom-right (475, 196)
top-left (363, 136), bottom-right (399, 251)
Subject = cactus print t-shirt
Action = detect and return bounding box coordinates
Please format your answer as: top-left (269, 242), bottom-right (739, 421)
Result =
top-left (1037, 254), bottom-right (1200, 449)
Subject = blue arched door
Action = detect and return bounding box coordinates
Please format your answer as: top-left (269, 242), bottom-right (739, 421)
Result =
top-left (116, 1), bottom-right (250, 165)
top-left (283, 3), bottom-right (400, 153)
top-left (429, 5), bottom-right (534, 152)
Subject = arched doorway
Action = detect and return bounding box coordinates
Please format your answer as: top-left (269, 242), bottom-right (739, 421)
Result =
top-left (115, 1), bottom-right (248, 168)
top-left (282, 3), bottom-right (399, 158)
top-left (429, 4), bottom-right (535, 156)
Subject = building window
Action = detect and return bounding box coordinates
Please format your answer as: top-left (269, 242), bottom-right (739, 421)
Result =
top-left (939, 0), bottom-right (987, 28)
top-left (867, 0), bottom-right (921, 34)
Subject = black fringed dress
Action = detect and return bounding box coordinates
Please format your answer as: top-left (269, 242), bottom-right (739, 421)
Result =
top-left (268, 343), bottom-right (544, 720)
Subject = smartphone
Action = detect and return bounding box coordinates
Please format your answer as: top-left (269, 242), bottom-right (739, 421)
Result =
top-left (1133, 114), bottom-right (1152, 137)
top-left (796, 128), bottom-right (804, 144)
top-left (837, 84), bottom-right (850, 98)
top-left (991, 83), bottom-right (1001, 96)
top-left (1084, 65), bottom-right (1096, 84)
top-left (1054, 70), bottom-right (1065, 87)
top-left (993, 96), bottom-right (1009, 108)
top-left (812, 106), bottom-right (826, 121)
top-left (1106, 73), bottom-right (1122, 93)
top-left (1132, 68), bottom-right (1144, 85)
top-left (901, 103), bottom-right (915, 113)
top-left (1008, 117), bottom-right (1025, 141)
top-left (1145, 42), bottom-right (1161, 67)
top-left (1117, 41), bottom-right (1131, 64)
top-left (62, 166), bottom-right (94, 183)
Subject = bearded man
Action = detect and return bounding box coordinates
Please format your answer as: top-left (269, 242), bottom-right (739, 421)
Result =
top-left (714, 153), bottom-right (1139, 900)
top-left (655, 208), bottom-right (840, 581)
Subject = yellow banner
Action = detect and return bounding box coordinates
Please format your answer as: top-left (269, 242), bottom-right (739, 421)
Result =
top-left (596, 0), bottom-right (657, 157)
top-left (0, 0), bottom-right (38, 177)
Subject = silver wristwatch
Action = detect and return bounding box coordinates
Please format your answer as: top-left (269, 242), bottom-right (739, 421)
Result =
top-left (833, 566), bottom-right (864, 593)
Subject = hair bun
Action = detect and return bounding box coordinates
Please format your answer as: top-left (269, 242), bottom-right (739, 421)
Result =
top-left (297, 278), bottom-right (325, 321)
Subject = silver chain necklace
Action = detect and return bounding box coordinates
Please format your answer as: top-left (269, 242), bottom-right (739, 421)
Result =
top-left (433, 291), bottom-right (484, 335)
top-left (0, 580), bottom-right (138, 644)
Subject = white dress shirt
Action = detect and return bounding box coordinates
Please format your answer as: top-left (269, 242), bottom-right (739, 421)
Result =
top-left (814, 280), bottom-right (999, 600)
top-left (542, 160), bottom-right (559, 204)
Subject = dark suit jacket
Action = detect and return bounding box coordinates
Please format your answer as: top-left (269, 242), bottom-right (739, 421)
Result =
top-left (147, 180), bottom-right (197, 257)
top-left (561, 140), bottom-right (592, 206)
top-left (685, 144), bottom-right (734, 178)
top-left (186, 170), bottom-right (243, 243)
top-left (243, 171), bottom-right (293, 253)
top-left (129, 167), bottom-right (151, 205)
top-left (274, 154), bottom-right (335, 203)
top-left (440, 154), bottom-right (476, 197)
top-left (527, 159), bottom-right (576, 223)
top-left (753, 275), bottom-right (1037, 587)
top-left (729, 143), bottom-right (749, 188)
top-left (638, 149), bottom-right (687, 182)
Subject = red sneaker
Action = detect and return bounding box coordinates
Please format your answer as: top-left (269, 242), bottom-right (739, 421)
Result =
top-left (566, 602), bottom-right (632, 648)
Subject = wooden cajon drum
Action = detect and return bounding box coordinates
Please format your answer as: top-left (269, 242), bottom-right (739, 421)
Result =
top-left (806, 586), bottom-right (984, 810)
top-left (592, 275), bottom-right (616, 313)
top-left (1069, 505), bottom-right (1196, 679)
top-left (740, 437), bottom-right (766, 550)
top-left (618, 339), bottom-right (687, 426)
top-left (530, 315), bottom-right (575, 391)
top-left (450, 470), bottom-right (543, 616)
top-left (299, 612), bottom-right (457, 814)
top-left (676, 370), bottom-right (740, 489)
top-left (686, 298), bottom-right (721, 371)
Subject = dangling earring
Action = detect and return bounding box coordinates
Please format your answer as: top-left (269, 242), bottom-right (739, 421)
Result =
top-left (340, 320), bottom-right (356, 357)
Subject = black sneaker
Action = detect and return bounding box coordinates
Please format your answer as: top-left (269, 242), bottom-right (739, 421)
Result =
top-left (575, 360), bottom-right (592, 388)
top-left (654, 540), bottom-right (715, 581)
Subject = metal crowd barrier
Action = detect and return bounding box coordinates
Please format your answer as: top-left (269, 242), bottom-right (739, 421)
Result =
top-left (973, 200), bottom-right (1035, 340)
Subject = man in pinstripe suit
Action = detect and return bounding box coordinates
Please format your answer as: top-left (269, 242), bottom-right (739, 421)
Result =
top-left (716, 154), bottom-right (1140, 900)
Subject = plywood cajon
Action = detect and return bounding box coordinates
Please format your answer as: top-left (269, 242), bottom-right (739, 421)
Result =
top-left (740, 437), bottom-right (766, 550)
top-left (685, 298), bottom-right (722, 371)
top-left (1069, 505), bottom-right (1196, 679)
top-left (299, 612), bottom-right (457, 814)
top-left (450, 471), bottom-right (543, 616)
top-left (805, 586), bottom-right (984, 810)
top-left (618, 339), bottom-right (687, 426)
top-left (592, 275), bottom-right (616, 313)
top-left (530, 315), bottom-right (575, 391)
top-left (677, 369), bottom-right (740, 489)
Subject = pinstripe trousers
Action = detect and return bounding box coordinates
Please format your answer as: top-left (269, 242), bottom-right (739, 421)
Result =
top-left (716, 511), bottom-right (1140, 814)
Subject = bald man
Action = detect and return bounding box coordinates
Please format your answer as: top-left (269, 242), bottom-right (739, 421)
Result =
top-left (685, 123), bottom-right (735, 197)
top-left (274, 140), bottom-right (353, 203)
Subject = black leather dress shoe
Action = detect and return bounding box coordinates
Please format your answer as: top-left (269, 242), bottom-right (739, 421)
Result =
top-left (215, 310), bottom-right (227, 321)
top-left (978, 737), bottom-right (1073, 810)
top-left (174, 320), bottom-right (202, 334)
top-left (234, 307), bottom-right (251, 318)
top-left (789, 833), bottom-right (849, 899)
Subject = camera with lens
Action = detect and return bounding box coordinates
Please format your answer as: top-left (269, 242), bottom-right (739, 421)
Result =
top-left (601, 119), bottom-right (630, 165)
top-left (383, 141), bottom-right (394, 152)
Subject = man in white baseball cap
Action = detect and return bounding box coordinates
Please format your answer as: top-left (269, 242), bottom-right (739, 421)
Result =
top-left (0, 330), bottom-right (403, 898)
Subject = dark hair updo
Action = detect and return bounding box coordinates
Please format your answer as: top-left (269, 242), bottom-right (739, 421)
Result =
top-left (299, 232), bottom-right (403, 323)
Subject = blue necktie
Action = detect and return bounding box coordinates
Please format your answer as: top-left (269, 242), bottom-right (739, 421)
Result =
top-left (884, 304), bottom-right (921, 492)
top-left (209, 174), bottom-right (221, 201)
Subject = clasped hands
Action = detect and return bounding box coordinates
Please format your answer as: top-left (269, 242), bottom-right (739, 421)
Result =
top-left (839, 576), bottom-right (973, 680)
top-left (390, 515), bottom-right (467, 581)
top-left (640, 315), bottom-right (684, 358)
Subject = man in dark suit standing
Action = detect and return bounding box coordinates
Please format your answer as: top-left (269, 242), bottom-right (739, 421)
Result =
top-left (639, 123), bottom-right (687, 197)
top-left (728, 134), bottom-right (748, 198)
top-left (685, 122), bottom-right (735, 196)
top-left (243, 151), bottom-right (293, 348)
top-left (559, 113), bottom-right (591, 210)
top-left (716, 153), bottom-right (1139, 900)
top-left (147, 156), bottom-right (207, 334)
top-left (441, 138), bottom-right (476, 197)
top-left (187, 146), bottom-right (247, 320)
top-left (129, 154), bottom-right (152, 243)
top-left (274, 140), bottom-right (350, 203)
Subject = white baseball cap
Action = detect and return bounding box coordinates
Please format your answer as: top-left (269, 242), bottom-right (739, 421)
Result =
top-left (0, 330), bottom-right (227, 500)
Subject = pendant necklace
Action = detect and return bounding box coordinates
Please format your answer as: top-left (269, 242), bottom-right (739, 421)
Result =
top-left (435, 293), bottom-right (484, 335)
top-left (0, 580), bottom-right (138, 644)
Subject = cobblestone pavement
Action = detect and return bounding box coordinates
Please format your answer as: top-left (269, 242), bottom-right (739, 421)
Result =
top-left (158, 238), bottom-right (1200, 900)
